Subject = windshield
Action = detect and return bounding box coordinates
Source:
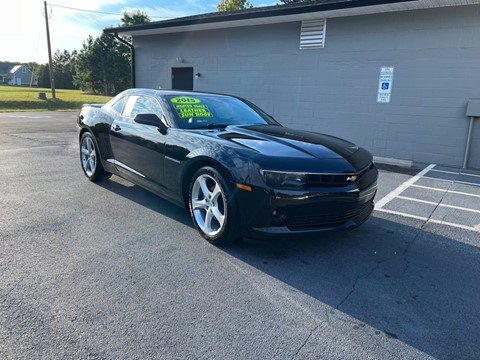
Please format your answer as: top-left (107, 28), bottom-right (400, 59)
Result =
top-left (165, 94), bottom-right (278, 129)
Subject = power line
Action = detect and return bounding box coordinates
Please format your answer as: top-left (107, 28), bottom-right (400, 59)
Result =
top-left (48, 3), bottom-right (172, 20)
top-left (49, 3), bottom-right (124, 16)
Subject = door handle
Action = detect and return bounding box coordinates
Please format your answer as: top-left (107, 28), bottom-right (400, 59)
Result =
top-left (114, 125), bottom-right (122, 131)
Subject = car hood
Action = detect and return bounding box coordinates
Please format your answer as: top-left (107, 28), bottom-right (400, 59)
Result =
top-left (215, 125), bottom-right (359, 160)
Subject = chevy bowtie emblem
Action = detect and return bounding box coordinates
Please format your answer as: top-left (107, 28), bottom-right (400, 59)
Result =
top-left (346, 175), bottom-right (358, 182)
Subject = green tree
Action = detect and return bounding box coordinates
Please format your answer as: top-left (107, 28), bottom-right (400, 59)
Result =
top-left (36, 64), bottom-right (50, 88)
top-left (97, 34), bottom-right (131, 95)
top-left (53, 49), bottom-right (77, 89)
top-left (73, 10), bottom-right (151, 95)
top-left (217, 0), bottom-right (253, 11)
top-left (73, 34), bottom-right (131, 95)
top-left (73, 36), bottom-right (100, 94)
top-left (119, 10), bottom-right (151, 46)
top-left (120, 10), bottom-right (151, 27)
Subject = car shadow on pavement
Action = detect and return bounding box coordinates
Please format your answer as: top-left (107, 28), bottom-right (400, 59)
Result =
top-left (96, 175), bottom-right (193, 228)
top-left (224, 216), bottom-right (480, 360)
top-left (93, 175), bottom-right (479, 359)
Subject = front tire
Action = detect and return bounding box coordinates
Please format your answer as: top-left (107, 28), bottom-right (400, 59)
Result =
top-left (189, 167), bottom-right (239, 245)
top-left (80, 132), bottom-right (110, 182)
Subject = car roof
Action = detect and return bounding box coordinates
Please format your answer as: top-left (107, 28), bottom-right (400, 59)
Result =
top-left (122, 88), bottom-right (236, 99)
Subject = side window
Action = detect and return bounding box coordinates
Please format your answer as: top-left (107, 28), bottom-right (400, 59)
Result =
top-left (111, 97), bottom-right (126, 115)
top-left (122, 96), bottom-right (138, 118)
top-left (122, 95), bottom-right (164, 121)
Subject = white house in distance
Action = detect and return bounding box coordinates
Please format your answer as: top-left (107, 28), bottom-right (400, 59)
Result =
top-left (106, 0), bottom-right (480, 170)
top-left (0, 63), bottom-right (38, 86)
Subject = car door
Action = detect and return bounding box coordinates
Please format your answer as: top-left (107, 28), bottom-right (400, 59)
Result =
top-left (109, 94), bottom-right (167, 187)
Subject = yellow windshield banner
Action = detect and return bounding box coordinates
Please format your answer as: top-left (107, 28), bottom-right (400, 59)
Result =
top-left (170, 96), bottom-right (212, 118)
top-left (174, 104), bottom-right (212, 118)
top-left (170, 96), bottom-right (201, 104)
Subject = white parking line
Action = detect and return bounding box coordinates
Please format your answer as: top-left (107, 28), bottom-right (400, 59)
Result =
top-left (410, 184), bottom-right (480, 199)
top-left (375, 163), bottom-right (480, 233)
top-left (4, 115), bottom-right (52, 119)
top-left (428, 220), bottom-right (479, 232)
top-left (396, 195), bottom-right (480, 214)
top-left (378, 209), bottom-right (479, 232)
top-left (422, 176), bottom-right (480, 188)
top-left (430, 169), bottom-right (480, 178)
top-left (376, 209), bottom-right (428, 221)
top-left (375, 164), bottom-right (436, 209)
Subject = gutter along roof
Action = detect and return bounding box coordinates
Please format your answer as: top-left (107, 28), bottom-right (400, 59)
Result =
top-left (104, 0), bottom-right (479, 36)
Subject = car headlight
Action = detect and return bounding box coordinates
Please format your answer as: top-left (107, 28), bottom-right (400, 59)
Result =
top-left (260, 170), bottom-right (306, 190)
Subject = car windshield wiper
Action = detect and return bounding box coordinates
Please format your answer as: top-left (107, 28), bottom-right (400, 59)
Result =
top-left (190, 123), bottom-right (230, 130)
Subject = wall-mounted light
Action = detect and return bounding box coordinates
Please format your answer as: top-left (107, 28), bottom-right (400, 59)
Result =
top-left (195, 73), bottom-right (201, 79)
top-left (175, 57), bottom-right (183, 63)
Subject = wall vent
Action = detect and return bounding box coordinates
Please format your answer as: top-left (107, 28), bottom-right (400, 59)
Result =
top-left (300, 19), bottom-right (326, 49)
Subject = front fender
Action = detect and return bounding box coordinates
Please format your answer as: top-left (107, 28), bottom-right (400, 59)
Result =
top-left (185, 144), bottom-right (250, 184)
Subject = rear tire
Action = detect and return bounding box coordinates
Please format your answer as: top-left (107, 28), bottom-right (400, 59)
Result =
top-left (189, 166), bottom-right (240, 244)
top-left (80, 132), bottom-right (111, 182)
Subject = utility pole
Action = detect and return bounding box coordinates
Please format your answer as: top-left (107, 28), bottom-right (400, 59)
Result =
top-left (44, 1), bottom-right (56, 99)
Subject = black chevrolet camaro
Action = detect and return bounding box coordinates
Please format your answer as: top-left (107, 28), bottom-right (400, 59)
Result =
top-left (77, 89), bottom-right (378, 244)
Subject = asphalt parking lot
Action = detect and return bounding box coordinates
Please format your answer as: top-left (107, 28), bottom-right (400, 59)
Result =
top-left (1, 112), bottom-right (479, 360)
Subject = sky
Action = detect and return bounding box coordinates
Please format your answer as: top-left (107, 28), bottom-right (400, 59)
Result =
top-left (1, 0), bottom-right (273, 64)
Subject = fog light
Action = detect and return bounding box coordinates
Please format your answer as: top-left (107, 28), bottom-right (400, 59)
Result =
top-left (272, 208), bottom-right (287, 223)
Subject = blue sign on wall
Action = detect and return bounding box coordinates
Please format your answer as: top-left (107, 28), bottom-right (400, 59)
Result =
top-left (377, 67), bottom-right (394, 103)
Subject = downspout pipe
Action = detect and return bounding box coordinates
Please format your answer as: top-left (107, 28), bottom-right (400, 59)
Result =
top-left (113, 32), bottom-right (135, 88)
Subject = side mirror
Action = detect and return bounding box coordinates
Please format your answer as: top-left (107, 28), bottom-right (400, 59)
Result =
top-left (134, 113), bottom-right (168, 134)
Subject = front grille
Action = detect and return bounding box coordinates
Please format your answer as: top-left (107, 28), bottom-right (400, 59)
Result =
top-left (306, 162), bottom-right (375, 188)
top-left (288, 204), bottom-right (369, 229)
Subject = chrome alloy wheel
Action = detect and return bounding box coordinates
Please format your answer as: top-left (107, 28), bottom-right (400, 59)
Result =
top-left (190, 174), bottom-right (226, 237)
top-left (81, 136), bottom-right (97, 177)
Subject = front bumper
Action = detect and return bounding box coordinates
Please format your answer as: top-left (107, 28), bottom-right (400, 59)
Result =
top-left (236, 167), bottom-right (378, 240)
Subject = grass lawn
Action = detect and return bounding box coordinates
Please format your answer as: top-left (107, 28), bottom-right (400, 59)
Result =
top-left (0, 85), bottom-right (112, 112)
